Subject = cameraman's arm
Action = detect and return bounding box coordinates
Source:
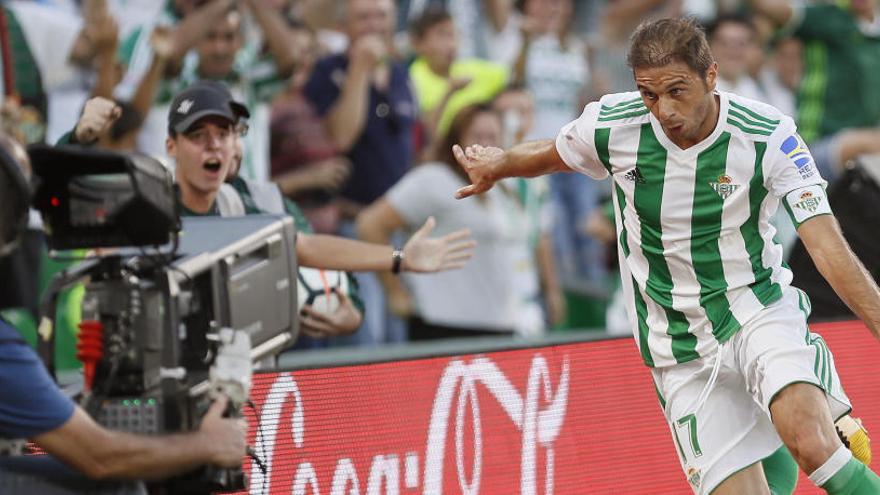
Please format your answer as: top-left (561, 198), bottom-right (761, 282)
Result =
top-left (34, 396), bottom-right (246, 481)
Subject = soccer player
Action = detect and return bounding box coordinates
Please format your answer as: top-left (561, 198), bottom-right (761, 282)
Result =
top-left (453, 18), bottom-right (880, 495)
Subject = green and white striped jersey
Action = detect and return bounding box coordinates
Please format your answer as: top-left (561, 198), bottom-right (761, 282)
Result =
top-left (556, 91), bottom-right (832, 367)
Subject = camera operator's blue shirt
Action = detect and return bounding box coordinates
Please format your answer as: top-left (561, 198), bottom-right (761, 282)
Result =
top-left (0, 318), bottom-right (74, 438)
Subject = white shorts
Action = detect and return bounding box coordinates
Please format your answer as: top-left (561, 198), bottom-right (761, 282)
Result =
top-left (652, 287), bottom-right (851, 495)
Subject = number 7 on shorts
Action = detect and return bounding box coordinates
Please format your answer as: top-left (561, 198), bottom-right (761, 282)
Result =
top-left (675, 414), bottom-right (703, 459)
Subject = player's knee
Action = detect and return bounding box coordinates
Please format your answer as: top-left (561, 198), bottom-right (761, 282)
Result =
top-left (782, 419), bottom-right (840, 471)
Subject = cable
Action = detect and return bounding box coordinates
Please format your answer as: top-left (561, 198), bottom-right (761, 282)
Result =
top-left (245, 399), bottom-right (269, 494)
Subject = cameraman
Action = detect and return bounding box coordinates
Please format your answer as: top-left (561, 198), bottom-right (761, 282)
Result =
top-left (0, 133), bottom-right (247, 492)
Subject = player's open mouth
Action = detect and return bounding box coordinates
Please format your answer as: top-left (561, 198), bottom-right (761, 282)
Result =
top-left (203, 159), bottom-right (222, 173)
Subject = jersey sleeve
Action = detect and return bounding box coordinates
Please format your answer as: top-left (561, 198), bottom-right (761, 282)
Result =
top-left (555, 102), bottom-right (610, 180)
top-left (765, 119), bottom-right (832, 228)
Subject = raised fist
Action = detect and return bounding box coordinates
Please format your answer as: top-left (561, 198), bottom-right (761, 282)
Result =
top-left (74, 97), bottom-right (121, 144)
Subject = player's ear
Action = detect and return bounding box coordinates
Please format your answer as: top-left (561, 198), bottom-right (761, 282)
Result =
top-left (705, 62), bottom-right (718, 92)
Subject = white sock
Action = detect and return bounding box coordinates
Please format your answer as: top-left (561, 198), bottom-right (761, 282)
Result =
top-left (809, 444), bottom-right (852, 487)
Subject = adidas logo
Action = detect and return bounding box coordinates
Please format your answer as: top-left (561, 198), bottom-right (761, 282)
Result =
top-left (176, 99), bottom-right (194, 114)
top-left (623, 168), bottom-right (646, 184)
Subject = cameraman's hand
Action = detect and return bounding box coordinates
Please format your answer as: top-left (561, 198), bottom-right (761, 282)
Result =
top-left (74, 97), bottom-right (121, 144)
top-left (199, 395), bottom-right (247, 467)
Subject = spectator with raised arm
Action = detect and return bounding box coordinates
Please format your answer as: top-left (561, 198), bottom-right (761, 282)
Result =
top-left (305, 0), bottom-right (419, 346)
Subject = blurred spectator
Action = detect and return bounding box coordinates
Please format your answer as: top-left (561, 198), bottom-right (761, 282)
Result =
top-left (408, 7), bottom-right (508, 144)
top-left (491, 83), bottom-right (534, 149)
top-left (115, 0), bottom-right (255, 163)
top-left (595, 0), bottom-right (680, 93)
top-left (755, 35), bottom-right (802, 118)
top-left (1, 1), bottom-right (85, 144)
top-left (404, 0), bottom-right (514, 61)
top-left (270, 21), bottom-right (351, 234)
top-left (706, 14), bottom-right (765, 102)
top-left (132, 1), bottom-right (299, 179)
top-left (750, 0), bottom-right (880, 183)
top-left (357, 105), bottom-right (554, 339)
top-left (0, 1), bottom-right (88, 344)
top-left (305, 0), bottom-right (418, 346)
top-left (289, 0), bottom-right (349, 53)
top-left (486, 0), bottom-right (609, 285)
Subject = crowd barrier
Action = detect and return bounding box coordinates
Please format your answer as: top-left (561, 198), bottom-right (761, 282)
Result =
top-left (239, 321), bottom-right (879, 494)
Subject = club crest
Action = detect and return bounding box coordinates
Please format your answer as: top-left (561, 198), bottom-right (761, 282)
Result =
top-left (710, 174), bottom-right (738, 200)
top-left (794, 190), bottom-right (822, 213)
top-left (687, 467), bottom-right (702, 490)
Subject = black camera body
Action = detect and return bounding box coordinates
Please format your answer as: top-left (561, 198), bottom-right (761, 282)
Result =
top-left (30, 147), bottom-right (299, 494)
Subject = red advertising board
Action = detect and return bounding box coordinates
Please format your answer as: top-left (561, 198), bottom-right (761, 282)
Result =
top-left (240, 321), bottom-right (880, 494)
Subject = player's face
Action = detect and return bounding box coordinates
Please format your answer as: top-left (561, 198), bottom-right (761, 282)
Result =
top-left (167, 118), bottom-right (235, 198)
top-left (635, 61), bottom-right (718, 149)
top-left (461, 111), bottom-right (503, 148)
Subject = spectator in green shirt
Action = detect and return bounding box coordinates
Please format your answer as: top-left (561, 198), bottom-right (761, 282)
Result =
top-left (752, 0), bottom-right (880, 181)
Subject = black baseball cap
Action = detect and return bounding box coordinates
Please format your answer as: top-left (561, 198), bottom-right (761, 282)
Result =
top-left (167, 81), bottom-right (250, 135)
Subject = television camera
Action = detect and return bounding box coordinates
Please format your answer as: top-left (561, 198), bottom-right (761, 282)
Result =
top-left (29, 145), bottom-right (299, 493)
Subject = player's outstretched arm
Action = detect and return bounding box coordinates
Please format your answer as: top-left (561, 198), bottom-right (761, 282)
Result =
top-left (798, 215), bottom-right (880, 340)
top-left (452, 139), bottom-right (569, 199)
top-left (296, 217), bottom-right (476, 273)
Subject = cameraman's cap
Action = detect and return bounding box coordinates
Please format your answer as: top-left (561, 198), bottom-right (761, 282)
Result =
top-left (168, 82), bottom-right (250, 134)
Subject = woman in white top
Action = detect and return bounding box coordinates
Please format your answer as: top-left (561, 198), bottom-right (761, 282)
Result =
top-left (357, 104), bottom-right (560, 340)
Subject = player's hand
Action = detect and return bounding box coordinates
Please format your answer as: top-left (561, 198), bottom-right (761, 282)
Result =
top-left (300, 289), bottom-right (363, 337)
top-left (402, 217), bottom-right (476, 273)
top-left (74, 97), bottom-right (121, 144)
top-left (452, 144), bottom-right (505, 199)
top-left (199, 395), bottom-right (247, 467)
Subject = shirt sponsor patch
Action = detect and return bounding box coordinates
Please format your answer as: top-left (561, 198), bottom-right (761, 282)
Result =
top-left (780, 134), bottom-right (816, 179)
top-left (784, 184), bottom-right (831, 225)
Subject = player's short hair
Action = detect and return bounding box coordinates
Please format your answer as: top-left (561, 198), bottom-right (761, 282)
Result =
top-left (627, 17), bottom-right (715, 79)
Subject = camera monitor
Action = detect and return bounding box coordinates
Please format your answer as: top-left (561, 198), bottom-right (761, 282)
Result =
top-left (29, 145), bottom-right (178, 250)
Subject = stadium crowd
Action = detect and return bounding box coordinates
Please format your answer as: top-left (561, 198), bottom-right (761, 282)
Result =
top-left (1, 0), bottom-right (879, 360)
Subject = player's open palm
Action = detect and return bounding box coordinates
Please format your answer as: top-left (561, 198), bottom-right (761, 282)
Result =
top-left (452, 144), bottom-right (504, 199)
top-left (403, 217), bottom-right (476, 273)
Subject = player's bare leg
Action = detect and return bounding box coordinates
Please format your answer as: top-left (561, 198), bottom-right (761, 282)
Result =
top-left (770, 383), bottom-right (841, 473)
top-left (770, 382), bottom-right (880, 493)
top-left (710, 462), bottom-right (770, 495)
